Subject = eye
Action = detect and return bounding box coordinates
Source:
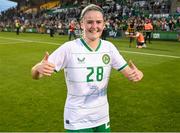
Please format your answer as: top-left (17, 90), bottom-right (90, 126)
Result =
top-left (87, 20), bottom-right (93, 24)
top-left (96, 21), bottom-right (102, 24)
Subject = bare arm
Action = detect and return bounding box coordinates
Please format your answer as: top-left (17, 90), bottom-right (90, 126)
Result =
top-left (120, 60), bottom-right (143, 82)
top-left (31, 52), bottom-right (55, 80)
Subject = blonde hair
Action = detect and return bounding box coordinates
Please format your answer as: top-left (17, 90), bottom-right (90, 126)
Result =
top-left (80, 4), bottom-right (104, 20)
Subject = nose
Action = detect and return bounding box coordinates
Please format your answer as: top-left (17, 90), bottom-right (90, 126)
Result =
top-left (91, 22), bottom-right (97, 29)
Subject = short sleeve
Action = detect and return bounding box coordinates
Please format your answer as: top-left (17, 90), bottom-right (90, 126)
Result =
top-left (110, 43), bottom-right (127, 71)
top-left (48, 43), bottom-right (70, 72)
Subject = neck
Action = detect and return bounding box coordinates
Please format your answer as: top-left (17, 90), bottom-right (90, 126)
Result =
top-left (83, 36), bottom-right (100, 50)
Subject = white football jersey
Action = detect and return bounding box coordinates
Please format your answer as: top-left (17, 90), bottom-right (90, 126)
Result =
top-left (48, 38), bottom-right (127, 130)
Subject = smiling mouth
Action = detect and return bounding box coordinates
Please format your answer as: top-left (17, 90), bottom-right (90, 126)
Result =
top-left (90, 30), bottom-right (100, 33)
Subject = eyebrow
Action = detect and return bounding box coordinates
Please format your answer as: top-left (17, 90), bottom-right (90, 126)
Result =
top-left (86, 19), bottom-right (103, 21)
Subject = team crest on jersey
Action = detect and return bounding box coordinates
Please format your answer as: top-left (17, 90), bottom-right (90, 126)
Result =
top-left (77, 57), bottom-right (85, 64)
top-left (102, 54), bottom-right (110, 64)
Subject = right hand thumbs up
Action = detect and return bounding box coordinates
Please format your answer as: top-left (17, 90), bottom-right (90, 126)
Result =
top-left (39, 52), bottom-right (55, 76)
top-left (42, 52), bottom-right (49, 61)
top-left (32, 51), bottom-right (55, 79)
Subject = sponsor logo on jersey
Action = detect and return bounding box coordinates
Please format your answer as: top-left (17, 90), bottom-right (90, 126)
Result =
top-left (66, 120), bottom-right (70, 124)
top-left (102, 54), bottom-right (110, 64)
top-left (77, 57), bottom-right (85, 64)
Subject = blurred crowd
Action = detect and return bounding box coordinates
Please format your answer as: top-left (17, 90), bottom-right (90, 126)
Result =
top-left (0, 0), bottom-right (179, 34)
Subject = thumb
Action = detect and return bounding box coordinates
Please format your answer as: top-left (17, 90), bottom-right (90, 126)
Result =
top-left (129, 60), bottom-right (137, 70)
top-left (42, 52), bottom-right (49, 61)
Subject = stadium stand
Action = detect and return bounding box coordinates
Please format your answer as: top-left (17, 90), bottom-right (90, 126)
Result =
top-left (0, 0), bottom-right (179, 40)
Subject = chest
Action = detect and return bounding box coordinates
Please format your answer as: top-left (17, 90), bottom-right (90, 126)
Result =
top-left (68, 52), bottom-right (111, 68)
top-left (65, 50), bottom-right (112, 82)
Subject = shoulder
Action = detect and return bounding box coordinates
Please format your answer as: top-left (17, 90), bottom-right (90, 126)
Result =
top-left (50, 39), bottom-right (82, 57)
top-left (101, 39), bottom-right (118, 50)
top-left (101, 39), bottom-right (114, 46)
top-left (61, 38), bottom-right (81, 47)
top-left (57, 38), bottom-right (83, 52)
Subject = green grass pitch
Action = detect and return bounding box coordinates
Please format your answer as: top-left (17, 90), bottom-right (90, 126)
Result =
top-left (0, 32), bottom-right (180, 131)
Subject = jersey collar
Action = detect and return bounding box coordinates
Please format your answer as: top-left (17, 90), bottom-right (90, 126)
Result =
top-left (80, 38), bottom-right (101, 52)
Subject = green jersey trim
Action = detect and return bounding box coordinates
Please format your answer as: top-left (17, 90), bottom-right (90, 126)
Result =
top-left (95, 40), bottom-right (101, 51)
top-left (80, 38), bottom-right (101, 52)
top-left (54, 69), bottom-right (58, 73)
top-left (66, 122), bottom-right (110, 132)
top-left (118, 63), bottom-right (128, 71)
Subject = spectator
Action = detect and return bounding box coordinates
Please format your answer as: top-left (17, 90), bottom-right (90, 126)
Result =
top-left (144, 19), bottom-right (153, 44)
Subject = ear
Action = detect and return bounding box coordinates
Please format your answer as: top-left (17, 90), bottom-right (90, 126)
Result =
top-left (103, 22), bottom-right (105, 29)
top-left (80, 21), bottom-right (84, 30)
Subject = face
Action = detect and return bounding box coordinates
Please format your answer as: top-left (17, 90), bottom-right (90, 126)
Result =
top-left (81, 10), bottom-right (104, 41)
